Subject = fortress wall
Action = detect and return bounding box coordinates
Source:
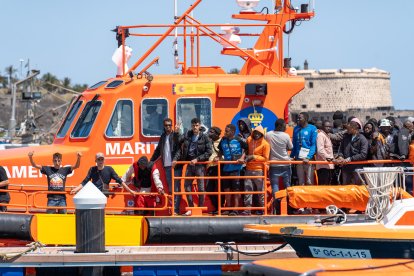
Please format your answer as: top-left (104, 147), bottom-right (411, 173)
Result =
top-left (290, 68), bottom-right (392, 113)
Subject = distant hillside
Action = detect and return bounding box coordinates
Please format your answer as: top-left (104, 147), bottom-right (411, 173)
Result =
top-left (0, 87), bottom-right (75, 143)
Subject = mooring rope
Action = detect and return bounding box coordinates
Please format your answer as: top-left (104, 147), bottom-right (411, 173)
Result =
top-left (0, 241), bottom-right (44, 261)
top-left (216, 241), bottom-right (289, 258)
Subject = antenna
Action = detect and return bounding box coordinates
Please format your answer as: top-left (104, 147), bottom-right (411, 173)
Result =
top-left (173, 0), bottom-right (179, 69)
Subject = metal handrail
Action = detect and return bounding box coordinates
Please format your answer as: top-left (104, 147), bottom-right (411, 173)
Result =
top-left (32, 191), bottom-right (70, 211)
top-left (0, 189), bottom-right (30, 213)
top-left (4, 159), bottom-right (413, 215)
top-left (172, 160), bottom-right (268, 215)
top-left (31, 190), bottom-right (170, 213)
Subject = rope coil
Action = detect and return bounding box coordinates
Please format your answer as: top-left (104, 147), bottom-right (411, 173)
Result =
top-left (357, 167), bottom-right (405, 221)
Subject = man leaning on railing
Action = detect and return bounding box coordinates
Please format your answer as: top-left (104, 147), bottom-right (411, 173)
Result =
top-left (71, 152), bottom-right (134, 196)
top-left (241, 125), bottom-right (270, 216)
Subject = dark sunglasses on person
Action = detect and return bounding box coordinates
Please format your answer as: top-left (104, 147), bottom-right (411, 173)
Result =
top-left (164, 123), bottom-right (172, 127)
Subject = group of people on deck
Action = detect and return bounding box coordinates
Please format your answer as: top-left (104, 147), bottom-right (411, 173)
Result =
top-left (1, 110), bottom-right (414, 216)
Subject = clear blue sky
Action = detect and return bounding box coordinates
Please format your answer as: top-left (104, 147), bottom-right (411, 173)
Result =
top-left (2, 0), bottom-right (413, 109)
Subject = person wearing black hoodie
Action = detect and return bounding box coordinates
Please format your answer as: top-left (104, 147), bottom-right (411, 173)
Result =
top-left (237, 118), bottom-right (252, 203)
top-left (237, 118), bottom-right (252, 142)
top-left (172, 118), bottom-right (212, 215)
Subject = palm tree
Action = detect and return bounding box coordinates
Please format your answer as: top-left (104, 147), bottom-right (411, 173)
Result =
top-left (62, 77), bottom-right (71, 88)
top-left (5, 65), bottom-right (17, 89)
top-left (228, 68), bottom-right (240, 74)
top-left (41, 72), bottom-right (59, 84)
top-left (72, 83), bottom-right (88, 92)
top-left (0, 73), bottom-right (8, 88)
top-left (41, 72), bottom-right (59, 91)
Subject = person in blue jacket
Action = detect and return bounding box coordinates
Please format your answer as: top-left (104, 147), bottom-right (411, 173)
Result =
top-left (291, 112), bottom-right (318, 185)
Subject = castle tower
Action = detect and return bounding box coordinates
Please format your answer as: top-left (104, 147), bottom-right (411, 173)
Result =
top-left (290, 68), bottom-right (392, 113)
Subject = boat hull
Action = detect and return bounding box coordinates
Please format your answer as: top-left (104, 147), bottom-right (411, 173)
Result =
top-left (284, 235), bottom-right (414, 259)
top-left (146, 215), bottom-right (365, 244)
top-left (0, 213), bottom-right (363, 245)
top-left (242, 258), bottom-right (414, 275)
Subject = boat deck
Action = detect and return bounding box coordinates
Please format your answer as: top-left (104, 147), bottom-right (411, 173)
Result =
top-left (0, 244), bottom-right (296, 267)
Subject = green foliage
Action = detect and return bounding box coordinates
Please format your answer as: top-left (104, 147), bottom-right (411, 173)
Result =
top-left (62, 77), bottom-right (71, 88)
top-left (4, 64), bottom-right (88, 93)
top-left (228, 68), bottom-right (240, 74)
top-left (0, 75), bottom-right (8, 88)
top-left (5, 65), bottom-right (17, 77)
top-left (72, 83), bottom-right (88, 92)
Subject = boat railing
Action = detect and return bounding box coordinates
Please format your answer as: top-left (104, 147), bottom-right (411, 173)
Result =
top-left (0, 188), bottom-right (30, 213)
top-left (124, 22), bottom-right (281, 77)
top-left (31, 191), bottom-right (70, 212)
top-left (117, 0), bottom-right (315, 77)
top-left (5, 189), bottom-right (169, 214)
top-left (3, 159), bottom-right (413, 215)
top-left (172, 160), bottom-right (268, 215)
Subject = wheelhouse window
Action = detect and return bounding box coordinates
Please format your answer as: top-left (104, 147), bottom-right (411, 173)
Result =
top-left (106, 100), bottom-right (133, 138)
top-left (87, 81), bottom-right (107, 90)
top-left (56, 100), bottom-right (82, 138)
top-left (177, 98), bottom-right (212, 134)
top-left (71, 100), bottom-right (102, 138)
top-left (105, 80), bottom-right (124, 89)
top-left (141, 99), bottom-right (168, 137)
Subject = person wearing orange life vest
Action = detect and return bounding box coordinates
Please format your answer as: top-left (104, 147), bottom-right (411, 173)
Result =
top-left (122, 156), bottom-right (166, 215)
top-left (241, 125), bottom-right (270, 216)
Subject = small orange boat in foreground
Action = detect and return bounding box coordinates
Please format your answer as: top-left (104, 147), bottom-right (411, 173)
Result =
top-left (241, 258), bottom-right (414, 275)
top-left (244, 167), bottom-right (414, 259)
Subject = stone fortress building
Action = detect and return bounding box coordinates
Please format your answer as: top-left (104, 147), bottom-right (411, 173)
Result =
top-left (289, 61), bottom-right (413, 122)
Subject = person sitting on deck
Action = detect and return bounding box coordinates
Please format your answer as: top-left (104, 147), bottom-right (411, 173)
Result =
top-left (71, 152), bottom-right (134, 196)
top-left (28, 151), bottom-right (82, 214)
top-left (122, 156), bottom-right (166, 215)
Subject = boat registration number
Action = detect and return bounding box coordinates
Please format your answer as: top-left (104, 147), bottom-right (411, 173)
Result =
top-left (309, 246), bottom-right (372, 259)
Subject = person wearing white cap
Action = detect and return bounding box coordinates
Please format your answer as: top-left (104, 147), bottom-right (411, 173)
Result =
top-left (379, 119), bottom-right (396, 157)
top-left (71, 152), bottom-right (134, 195)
